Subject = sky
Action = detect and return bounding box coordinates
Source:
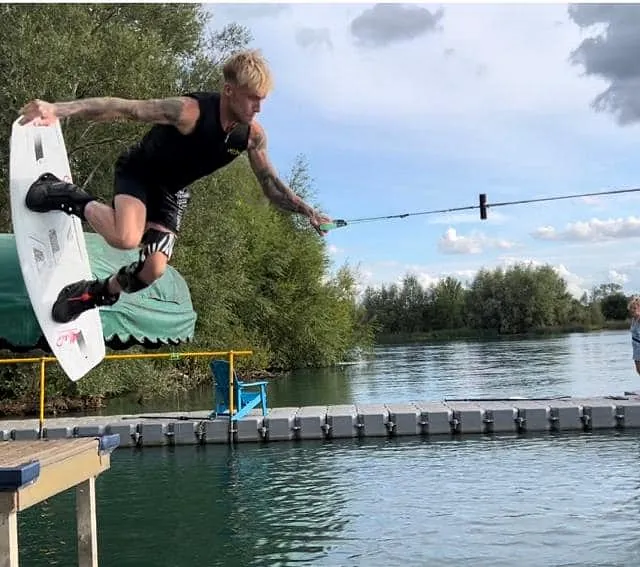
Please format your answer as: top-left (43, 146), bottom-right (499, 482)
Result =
top-left (208, 2), bottom-right (640, 299)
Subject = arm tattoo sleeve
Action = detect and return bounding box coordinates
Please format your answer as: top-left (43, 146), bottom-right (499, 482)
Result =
top-left (53, 97), bottom-right (184, 125)
top-left (249, 129), bottom-right (314, 216)
top-left (256, 168), bottom-right (312, 215)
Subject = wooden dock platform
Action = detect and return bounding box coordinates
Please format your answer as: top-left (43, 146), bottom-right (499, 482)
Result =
top-left (0, 435), bottom-right (119, 567)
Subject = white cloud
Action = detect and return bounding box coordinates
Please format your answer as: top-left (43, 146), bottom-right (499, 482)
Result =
top-left (438, 227), bottom-right (517, 255)
top-left (453, 269), bottom-right (478, 283)
top-left (349, 260), bottom-right (444, 293)
top-left (609, 269), bottom-right (629, 285)
top-left (228, 3), bottom-right (640, 188)
top-left (295, 27), bottom-right (332, 49)
top-left (275, 4), bottom-right (592, 120)
top-left (532, 226), bottom-right (557, 240)
top-left (532, 216), bottom-right (640, 242)
top-left (407, 270), bottom-right (442, 290)
top-left (211, 4), bottom-right (290, 20)
top-left (327, 244), bottom-right (341, 255)
top-left (552, 263), bottom-right (588, 299)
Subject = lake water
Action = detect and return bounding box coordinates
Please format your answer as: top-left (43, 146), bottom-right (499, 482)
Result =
top-left (102, 329), bottom-right (640, 416)
top-left (15, 330), bottom-right (640, 566)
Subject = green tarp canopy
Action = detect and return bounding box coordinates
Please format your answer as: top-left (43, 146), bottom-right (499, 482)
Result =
top-left (0, 232), bottom-right (197, 352)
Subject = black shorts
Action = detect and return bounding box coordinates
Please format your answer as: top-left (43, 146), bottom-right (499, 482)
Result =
top-left (113, 172), bottom-right (191, 234)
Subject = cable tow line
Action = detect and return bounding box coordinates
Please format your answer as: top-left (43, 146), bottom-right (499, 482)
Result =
top-left (318, 186), bottom-right (640, 232)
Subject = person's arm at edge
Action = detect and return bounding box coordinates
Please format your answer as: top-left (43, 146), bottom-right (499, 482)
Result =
top-left (246, 121), bottom-right (330, 235)
top-left (18, 96), bottom-right (200, 135)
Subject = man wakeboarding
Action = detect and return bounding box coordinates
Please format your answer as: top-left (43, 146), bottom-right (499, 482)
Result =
top-left (18, 49), bottom-right (332, 324)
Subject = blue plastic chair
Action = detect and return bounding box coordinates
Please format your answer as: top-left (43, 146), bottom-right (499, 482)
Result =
top-left (209, 359), bottom-right (268, 420)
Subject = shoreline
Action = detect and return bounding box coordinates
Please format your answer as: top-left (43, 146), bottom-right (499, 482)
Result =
top-left (0, 326), bottom-right (631, 419)
top-left (373, 321), bottom-right (630, 344)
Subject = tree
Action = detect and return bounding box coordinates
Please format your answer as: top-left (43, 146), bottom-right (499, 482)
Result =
top-left (363, 263), bottom-right (587, 336)
top-left (430, 276), bottom-right (465, 330)
top-left (591, 283), bottom-right (623, 303)
top-left (398, 275), bottom-right (425, 332)
top-left (601, 292), bottom-right (629, 320)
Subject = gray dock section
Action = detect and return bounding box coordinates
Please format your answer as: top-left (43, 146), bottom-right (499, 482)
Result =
top-left (1, 396), bottom-right (640, 447)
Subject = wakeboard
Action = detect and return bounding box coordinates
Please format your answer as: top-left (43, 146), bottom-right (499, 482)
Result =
top-left (9, 117), bottom-right (105, 381)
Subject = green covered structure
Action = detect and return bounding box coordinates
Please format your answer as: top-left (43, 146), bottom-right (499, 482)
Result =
top-left (0, 232), bottom-right (197, 352)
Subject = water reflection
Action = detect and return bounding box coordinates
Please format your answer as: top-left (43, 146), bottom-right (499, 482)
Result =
top-left (225, 442), bottom-right (353, 566)
top-left (15, 432), bottom-right (640, 566)
top-left (262, 365), bottom-right (357, 408)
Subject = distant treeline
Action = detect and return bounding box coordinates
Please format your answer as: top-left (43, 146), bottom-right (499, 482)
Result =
top-left (361, 264), bottom-right (631, 339)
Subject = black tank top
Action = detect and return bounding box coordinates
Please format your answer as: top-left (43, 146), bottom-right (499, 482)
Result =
top-left (115, 91), bottom-right (250, 192)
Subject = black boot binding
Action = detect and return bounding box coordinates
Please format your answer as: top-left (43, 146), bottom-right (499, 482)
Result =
top-left (52, 278), bottom-right (120, 324)
top-left (26, 172), bottom-right (95, 221)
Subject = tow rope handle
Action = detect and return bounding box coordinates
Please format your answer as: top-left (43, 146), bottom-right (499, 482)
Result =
top-left (319, 219), bottom-right (348, 232)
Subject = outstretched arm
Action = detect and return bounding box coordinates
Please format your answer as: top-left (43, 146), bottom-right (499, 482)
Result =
top-left (18, 96), bottom-right (200, 134)
top-left (247, 122), bottom-right (331, 234)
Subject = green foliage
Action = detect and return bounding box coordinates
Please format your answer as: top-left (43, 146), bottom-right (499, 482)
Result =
top-left (364, 263), bottom-right (634, 338)
top-left (0, 4), bottom-right (372, 409)
top-left (431, 276), bottom-right (466, 330)
top-left (601, 292), bottom-right (628, 320)
top-left (0, 4), bottom-right (205, 223)
top-left (466, 264), bottom-right (574, 333)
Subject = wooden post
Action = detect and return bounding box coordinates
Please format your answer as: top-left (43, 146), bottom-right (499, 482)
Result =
top-left (0, 492), bottom-right (19, 567)
top-left (76, 477), bottom-right (98, 567)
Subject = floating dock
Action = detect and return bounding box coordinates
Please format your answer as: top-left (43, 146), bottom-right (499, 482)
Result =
top-left (0, 435), bottom-right (119, 567)
top-left (1, 396), bottom-right (640, 447)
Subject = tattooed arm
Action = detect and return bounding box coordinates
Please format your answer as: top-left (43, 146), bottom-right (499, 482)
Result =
top-left (247, 122), bottom-right (331, 235)
top-left (18, 96), bottom-right (200, 134)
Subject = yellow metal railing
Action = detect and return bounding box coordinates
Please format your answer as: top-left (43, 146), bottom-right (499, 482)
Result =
top-left (0, 349), bottom-right (252, 438)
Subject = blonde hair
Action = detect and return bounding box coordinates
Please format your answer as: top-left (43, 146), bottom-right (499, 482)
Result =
top-left (222, 49), bottom-right (273, 97)
top-left (628, 295), bottom-right (640, 315)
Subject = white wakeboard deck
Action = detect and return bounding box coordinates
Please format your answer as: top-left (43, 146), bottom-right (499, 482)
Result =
top-left (9, 118), bottom-right (105, 381)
